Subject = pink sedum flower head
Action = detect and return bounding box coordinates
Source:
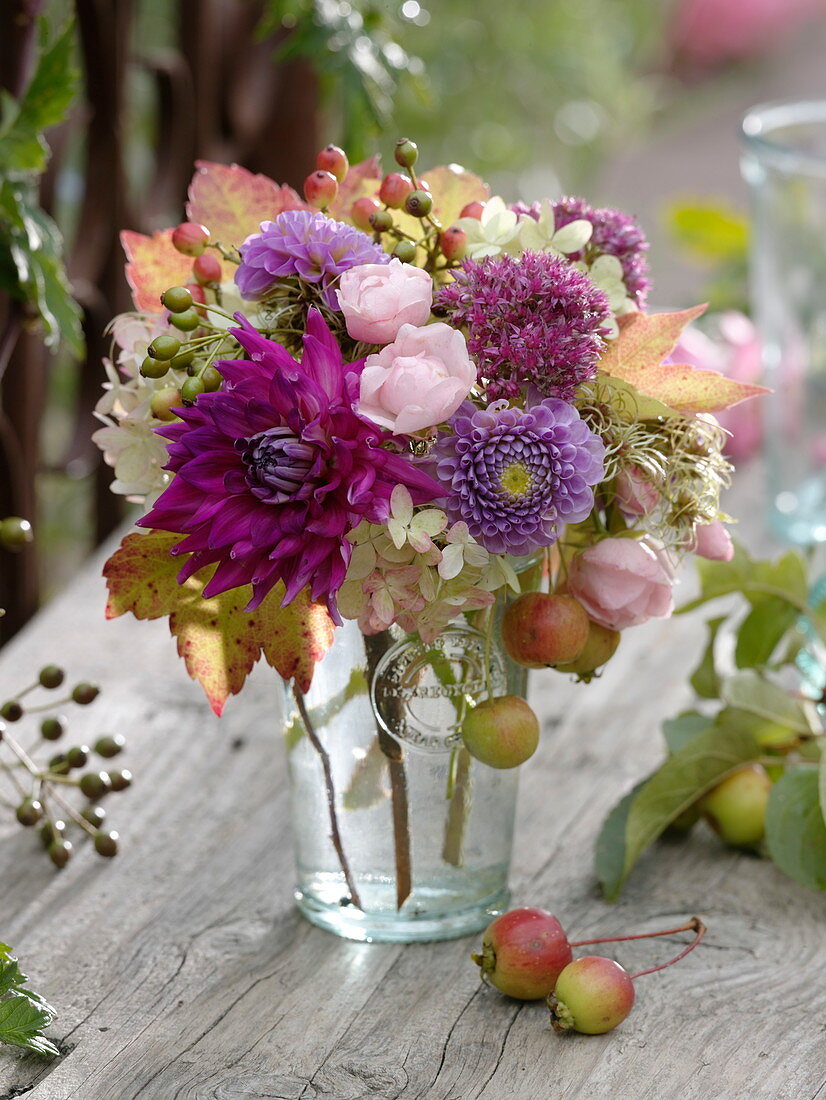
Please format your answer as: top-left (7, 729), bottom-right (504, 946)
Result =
top-left (337, 258), bottom-right (433, 345)
top-left (358, 322), bottom-right (476, 435)
top-left (568, 538), bottom-right (674, 631)
top-left (137, 309), bottom-right (441, 623)
top-left (693, 520), bottom-right (734, 562)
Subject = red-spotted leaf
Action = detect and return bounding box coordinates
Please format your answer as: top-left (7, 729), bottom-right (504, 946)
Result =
top-left (103, 530), bottom-right (184, 619)
top-left (186, 160), bottom-right (307, 248)
top-left (327, 155), bottom-right (383, 221)
top-left (599, 307), bottom-right (769, 414)
top-left (121, 229), bottom-right (196, 313)
top-left (103, 530), bottom-right (335, 713)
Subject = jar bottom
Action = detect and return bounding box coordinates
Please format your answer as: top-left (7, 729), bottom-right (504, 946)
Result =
top-left (295, 873), bottom-right (510, 943)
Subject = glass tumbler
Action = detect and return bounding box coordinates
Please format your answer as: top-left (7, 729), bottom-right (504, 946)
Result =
top-left (741, 101), bottom-right (826, 544)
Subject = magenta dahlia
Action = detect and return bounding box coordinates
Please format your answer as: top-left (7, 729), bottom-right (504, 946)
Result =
top-left (435, 251), bottom-right (610, 402)
top-left (138, 310), bottom-right (440, 621)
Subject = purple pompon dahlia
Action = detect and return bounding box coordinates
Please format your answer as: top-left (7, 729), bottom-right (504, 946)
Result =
top-left (235, 209), bottom-right (389, 307)
top-left (432, 398), bottom-right (605, 556)
top-left (551, 197), bottom-right (650, 308)
top-left (435, 251), bottom-right (610, 402)
top-left (137, 309), bottom-right (440, 622)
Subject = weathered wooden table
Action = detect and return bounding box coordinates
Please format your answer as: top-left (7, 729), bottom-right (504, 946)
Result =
top-left (1, 471), bottom-right (825, 1100)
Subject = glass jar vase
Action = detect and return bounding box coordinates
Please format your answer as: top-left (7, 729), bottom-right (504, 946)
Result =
top-left (283, 617), bottom-right (526, 943)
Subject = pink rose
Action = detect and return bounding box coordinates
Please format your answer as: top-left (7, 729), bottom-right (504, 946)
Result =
top-left (336, 258), bottom-right (433, 345)
top-left (615, 466), bottom-right (660, 517)
top-left (358, 322), bottom-right (476, 435)
top-left (693, 520), bottom-right (734, 561)
top-left (568, 538), bottom-right (674, 631)
top-left (670, 0), bottom-right (822, 67)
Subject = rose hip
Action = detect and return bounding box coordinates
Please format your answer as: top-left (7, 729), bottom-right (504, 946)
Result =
top-left (304, 169), bottom-right (339, 209)
top-left (316, 143), bottom-right (349, 182)
top-left (171, 221), bottom-right (209, 257)
top-left (351, 197), bottom-right (381, 232)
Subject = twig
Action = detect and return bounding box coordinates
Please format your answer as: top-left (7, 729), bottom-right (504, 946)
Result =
top-left (364, 631), bottom-right (413, 909)
top-left (292, 685), bottom-right (362, 910)
top-left (442, 747), bottom-right (472, 867)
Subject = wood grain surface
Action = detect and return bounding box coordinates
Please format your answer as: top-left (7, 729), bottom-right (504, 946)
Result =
top-left (1, 472), bottom-right (825, 1099)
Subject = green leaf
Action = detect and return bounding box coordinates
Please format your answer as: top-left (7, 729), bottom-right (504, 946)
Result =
top-left (595, 778), bottom-right (649, 902)
top-left (0, 21), bottom-right (78, 174)
top-left (690, 616), bottom-right (725, 698)
top-left (735, 598), bottom-right (798, 669)
top-left (0, 945), bottom-right (58, 1057)
top-left (0, 996), bottom-right (59, 1057)
top-left (720, 670), bottom-right (815, 735)
top-left (680, 545), bottom-right (809, 615)
top-left (662, 710), bottom-right (714, 754)
top-left (605, 723), bottom-right (762, 899)
top-left (713, 705), bottom-right (800, 750)
top-left (0, 179), bottom-right (83, 356)
top-left (765, 768), bottom-right (826, 891)
top-left (666, 200), bottom-right (749, 264)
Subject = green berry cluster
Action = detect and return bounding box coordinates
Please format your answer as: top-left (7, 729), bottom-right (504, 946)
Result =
top-left (348, 138), bottom-right (469, 274)
top-left (0, 668), bottom-right (131, 869)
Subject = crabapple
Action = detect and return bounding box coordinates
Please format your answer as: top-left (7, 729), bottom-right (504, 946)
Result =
top-left (461, 695), bottom-right (539, 769)
top-left (502, 593), bottom-right (590, 669)
top-left (472, 908), bottom-right (572, 1000)
top-left (554, 620), bottom-right (620, 676)
top-left (700, 763), bottom-right (772, 847)
top-left (549, 957), bottom-right (635, 1034)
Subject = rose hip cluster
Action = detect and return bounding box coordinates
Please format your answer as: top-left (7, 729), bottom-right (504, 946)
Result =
top-left (473, 906), bottom-right (706, 1035)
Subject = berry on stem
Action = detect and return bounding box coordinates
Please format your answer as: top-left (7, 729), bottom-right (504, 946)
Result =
top-left (316, 144), bottom-right (349, 182)
top-left (94, 830), bottom-right (119, 858)
top-left (95, 734), bottom-right (125, 759)
top-left (170, 308), bottom-right (201, 332)
top-left (38, 665), bottom-right (65, 689)
top-left (40, 716), bottom-right (66, 741)
top-left (147, 335), bottom-right (181, 361)
top-left (192, 252), bottom-right (222, 286)
top-left (379, 173), bottom-right (414, 209)
top-left (404, 190), bottom-right (433, 218)
top-left (181, 377), bottom-right (206, 405)
top-left (351, 196), bottom-right (381, 232)
top-left (48, 838), bottom-right (73, 869)
top-left (72, 682), bottom-right (100, 705)
top-left (369, 209), bottom-right (394, 233)
top-left (79, 771), bottom-right (111, 800)
top-left (392, 240), bottom-right (417, 264)
top-left (140, 356), bottom-right (169, 380)
top-left (161, 285), bottom-right (193, 313)
top-left (304, 170), bottom-right (339, 209)
top-left (439, 226), bottom-right (467, 262)
top-left (461, 695), bottom-right (539, 769)
top-left (473, 908), bottom-right (573, 1000)
top-left (150, 387), bottom-right (183, 422)
top-left (172, 222), bottom-right (209, 257)
top-left (16, 798), bottom-right (43, 827)
top-left (460, 201), bottom-right (486, 220)
top-left (0, 700), bottom-right (23, 722)
top-left (108, 768), bottom-right (132, 792)
top-left (394, 138), bottom-right (418, 168)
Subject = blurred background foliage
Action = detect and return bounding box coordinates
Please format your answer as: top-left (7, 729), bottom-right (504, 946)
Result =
top-left (2, 0), bottom-right (825, 638)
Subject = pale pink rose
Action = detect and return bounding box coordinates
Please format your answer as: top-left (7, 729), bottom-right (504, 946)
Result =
top-left (336, 258), bottom-right (433, 345)
top-left (693, 520), bottom-right (734, 561)
top-left (615, 466), bottom-right (660, 517)
top-left (358, 322), bottom-right (476, 435)
top-left (568, 538), bottom-right (674, 631)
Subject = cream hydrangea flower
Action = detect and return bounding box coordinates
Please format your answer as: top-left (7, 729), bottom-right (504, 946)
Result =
top-left (453, 197), bottom-right (524, 259)
top-left (517, 199), bottom-right (593, 257)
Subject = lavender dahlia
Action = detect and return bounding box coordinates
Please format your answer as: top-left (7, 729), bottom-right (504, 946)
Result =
top-left (432, 399), bottom-right (605, 556)
top-left (235, 210), bottom-right (389, 307)
top-left (138, 310), bottom-right (440, 621)
top-left (551, 197), bottom-right (650, 308)
top-left (435, 251), bottom-right (609, 402)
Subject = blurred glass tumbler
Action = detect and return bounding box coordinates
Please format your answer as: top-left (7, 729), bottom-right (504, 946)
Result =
top-left (741, 101), bottom-right (826, 544)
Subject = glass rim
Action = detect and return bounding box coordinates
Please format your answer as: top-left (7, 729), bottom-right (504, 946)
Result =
top-left (741, 99), bottom-right (826, 178)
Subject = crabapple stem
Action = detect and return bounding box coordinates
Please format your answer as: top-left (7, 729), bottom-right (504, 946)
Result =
top-left (570, 916), bottom-right (702, 948)
top-left (629, 917), bottom-right (707, 980)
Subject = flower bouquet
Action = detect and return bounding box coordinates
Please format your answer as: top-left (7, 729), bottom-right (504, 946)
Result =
top-left (98, 138), bottom-right (765, 941)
